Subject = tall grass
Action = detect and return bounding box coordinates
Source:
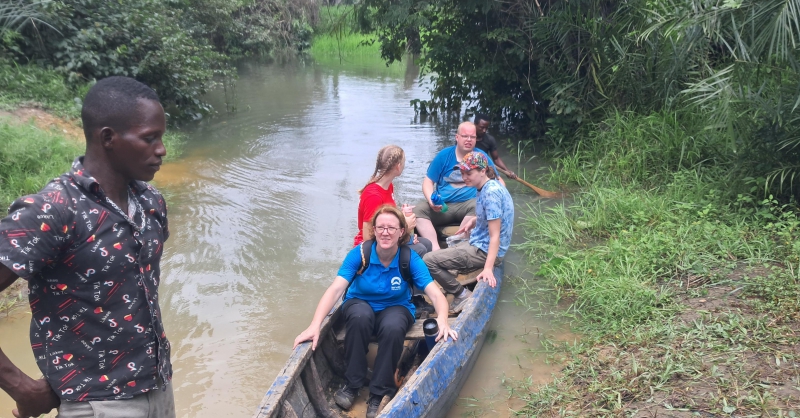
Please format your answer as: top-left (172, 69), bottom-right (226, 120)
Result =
top-left (0, 121), bottom-right (82, 209)
top-left (310, 6), bottom-right (381, 58)
top-left (0, 59), bottom-right (88, 116)
top-left (310, 33), bottom-right (381, 56)
top-left (518, 109), bottom-right (800, 333)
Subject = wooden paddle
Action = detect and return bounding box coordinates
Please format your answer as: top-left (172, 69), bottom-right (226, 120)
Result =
top-left (495, 166), bottom-right (562, 198)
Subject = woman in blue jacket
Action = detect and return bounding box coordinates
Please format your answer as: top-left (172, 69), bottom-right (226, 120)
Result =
top-left (294, 205), bottom-right (456, 418)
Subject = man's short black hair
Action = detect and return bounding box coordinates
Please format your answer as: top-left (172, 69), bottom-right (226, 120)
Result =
top-left (474, 112), bottom-right (491, 124)
top-left (81, 76), bottom-right (160, 139)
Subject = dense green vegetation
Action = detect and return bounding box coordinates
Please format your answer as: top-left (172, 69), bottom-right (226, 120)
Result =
top-left (361, 0), bottom-right (800, 199)
top-left (1, 0), bottom-right (317, 120)
top-left (520, 111), bottom-right (800, 332)
top-left (510, 112), bottom-right (800, 413)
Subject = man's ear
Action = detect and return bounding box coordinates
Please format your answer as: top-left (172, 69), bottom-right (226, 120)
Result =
top-left (99, 127), bottom-right (116, 149)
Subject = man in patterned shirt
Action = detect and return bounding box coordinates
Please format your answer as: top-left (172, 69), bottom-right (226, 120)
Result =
top-left (0, 76), bottom-right (175, 418)
top-left (423, 152), bottom-right (514, 313)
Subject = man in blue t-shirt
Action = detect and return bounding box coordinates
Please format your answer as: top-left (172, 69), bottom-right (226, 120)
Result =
top-left (423, 152), bottom-right (514, 313)
top-left (412, 121), bottom-right (505, 250)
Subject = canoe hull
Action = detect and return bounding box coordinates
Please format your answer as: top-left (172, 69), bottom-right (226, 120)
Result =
top-left (378, 264), bottom-right (503, 417)
top-left (253, 264), bottom-right (504, 418)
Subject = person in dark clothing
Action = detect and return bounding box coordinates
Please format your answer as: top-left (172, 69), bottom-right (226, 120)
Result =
top-left (474, 113), bottom-right (517, 179)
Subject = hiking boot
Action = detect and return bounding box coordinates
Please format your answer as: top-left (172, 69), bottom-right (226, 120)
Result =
top-left (366, 393), bottom-right (383, 418)
top-left (450, 288), bottom-right (473, 313)
top-left (334, 386), bottom-right (358, 410)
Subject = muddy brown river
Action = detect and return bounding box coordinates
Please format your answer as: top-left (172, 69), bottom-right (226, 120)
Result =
top-left (0, 56), bottom-right (560, 417)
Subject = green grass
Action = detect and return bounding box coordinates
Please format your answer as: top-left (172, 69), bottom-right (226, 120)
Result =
top-left (310, 6), bottom-right (382, 58)
top-left (513, 108), bottom-right (800, 414)
top-left (0, 58), bottom-right (88, 117)
top-left (0, 121), bottom-right (82, 209)
top-left (310, 32), bottom-right (382, 57)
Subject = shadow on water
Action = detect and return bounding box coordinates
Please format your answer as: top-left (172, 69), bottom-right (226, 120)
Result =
top-left (0, 55), bottom-right (568, 418)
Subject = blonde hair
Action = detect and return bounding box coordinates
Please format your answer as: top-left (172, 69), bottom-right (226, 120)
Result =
top-left (371, 205), bottom-right (410, 247)
top-left (359, 145), bottom-right (405, 194)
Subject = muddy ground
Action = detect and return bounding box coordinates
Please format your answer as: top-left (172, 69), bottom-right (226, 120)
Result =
top-left (518, 263), bottom-right (800, 417)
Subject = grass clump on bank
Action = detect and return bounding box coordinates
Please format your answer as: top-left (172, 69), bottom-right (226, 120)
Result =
top-left (310, 33), bottom-right (381, 57)
top-left (310, 6), bottom-right (380, 58)
top-left (0, 59), bottom-right (87, 117)
top-left (0, 122), bottom-right (82, 209)
top-left (514, 109), bottom-right (800, 415)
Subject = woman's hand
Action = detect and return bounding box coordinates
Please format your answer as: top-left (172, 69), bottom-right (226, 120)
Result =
top-left (294, 325), bottom-right (321, 350)
top-left (423, 282), bottom-right (458, 343)
top-left (435, 317), bottom-right (458, 343)
top-left (476, 267), bottom-right (497, 288)
top-left (404, 212), bottom-right (417, 230)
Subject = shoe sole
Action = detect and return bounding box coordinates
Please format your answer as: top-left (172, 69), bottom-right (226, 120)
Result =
top-left (334, 391), bottom-right (356, 410)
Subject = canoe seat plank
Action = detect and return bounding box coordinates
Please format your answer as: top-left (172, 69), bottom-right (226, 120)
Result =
top-left (457, 269), bottom-right (480, 287)
top-left (335, 317), bottom-right (455, 343)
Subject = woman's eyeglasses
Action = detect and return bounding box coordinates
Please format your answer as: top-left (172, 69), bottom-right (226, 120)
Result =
top-left (374, 226), bottom-right (400, 234)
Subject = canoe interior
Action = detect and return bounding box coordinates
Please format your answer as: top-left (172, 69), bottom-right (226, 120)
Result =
top-left (252, 268), bottom-right (487, 418)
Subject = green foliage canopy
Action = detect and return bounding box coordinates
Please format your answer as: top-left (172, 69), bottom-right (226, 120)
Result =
top-left (360, 0), bottom-right (800, 199)
top-left (2, 0), bottom-right (318, 120)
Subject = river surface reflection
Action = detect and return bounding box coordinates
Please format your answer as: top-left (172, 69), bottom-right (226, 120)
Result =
top-left (0, 56), bottom-right (559, 418)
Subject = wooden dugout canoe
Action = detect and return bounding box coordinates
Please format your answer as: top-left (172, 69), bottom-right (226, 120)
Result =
top-left (252, 264), bottom-right (504, 418)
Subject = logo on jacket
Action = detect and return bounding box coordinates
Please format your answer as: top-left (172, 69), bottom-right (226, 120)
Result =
top-left (391, 277), bottom-right (402, 291)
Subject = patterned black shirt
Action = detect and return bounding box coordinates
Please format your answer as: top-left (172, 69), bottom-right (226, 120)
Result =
top-left (0, 157), bottom-right (171, 401)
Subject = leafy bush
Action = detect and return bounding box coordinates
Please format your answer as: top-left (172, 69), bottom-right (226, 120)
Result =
top-left (6, 0), bottom-right (227, 120)
top-left (172, 0), bottom-right (317, 56)
top-left (518, 109), bottom-right (800, 332)
top-left (2, 0), bottom-right (319, 120)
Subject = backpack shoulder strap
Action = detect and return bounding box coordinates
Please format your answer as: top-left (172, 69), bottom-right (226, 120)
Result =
top-left (399, 245), bottom-right (413, 294)
top-left (343, 240), bottom-right (373, 301)
top-left (357, 240), bottom-right (374, 275)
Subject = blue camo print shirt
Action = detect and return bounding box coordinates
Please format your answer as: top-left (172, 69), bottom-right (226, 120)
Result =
top-left (469, 179), bottom-right (514, 258)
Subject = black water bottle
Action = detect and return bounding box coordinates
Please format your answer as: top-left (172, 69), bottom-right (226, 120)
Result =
top-left (423, 318), bottom-right (439, 351)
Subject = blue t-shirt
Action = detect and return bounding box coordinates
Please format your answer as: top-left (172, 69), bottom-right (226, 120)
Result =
top-left (337, 242), bottom-right (433, 318)
top-left (426, 146), bottom-right (496, 203)
top-left (469, 179), bottom-right (515, 258)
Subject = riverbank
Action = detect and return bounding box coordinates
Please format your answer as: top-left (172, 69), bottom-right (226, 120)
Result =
top-left (512, 111), bottom-right (800, 415)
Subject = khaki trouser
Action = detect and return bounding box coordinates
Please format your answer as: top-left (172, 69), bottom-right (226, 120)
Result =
top-left (57, 383), bottom-right (175, 418)
top-left (412, 199), bottom-right (476, 228)
top-left (422, 241), bottom-right (502, 295)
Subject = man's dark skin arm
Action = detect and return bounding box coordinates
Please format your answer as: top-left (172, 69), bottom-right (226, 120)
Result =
top-left (490, 149), bottom-right (517, 179)
top-left (0, 264), bottom-right (60, 418)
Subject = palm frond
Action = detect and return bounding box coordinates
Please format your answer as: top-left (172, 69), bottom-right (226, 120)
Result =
top-left (0, 0), bottom-right (52, 36)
